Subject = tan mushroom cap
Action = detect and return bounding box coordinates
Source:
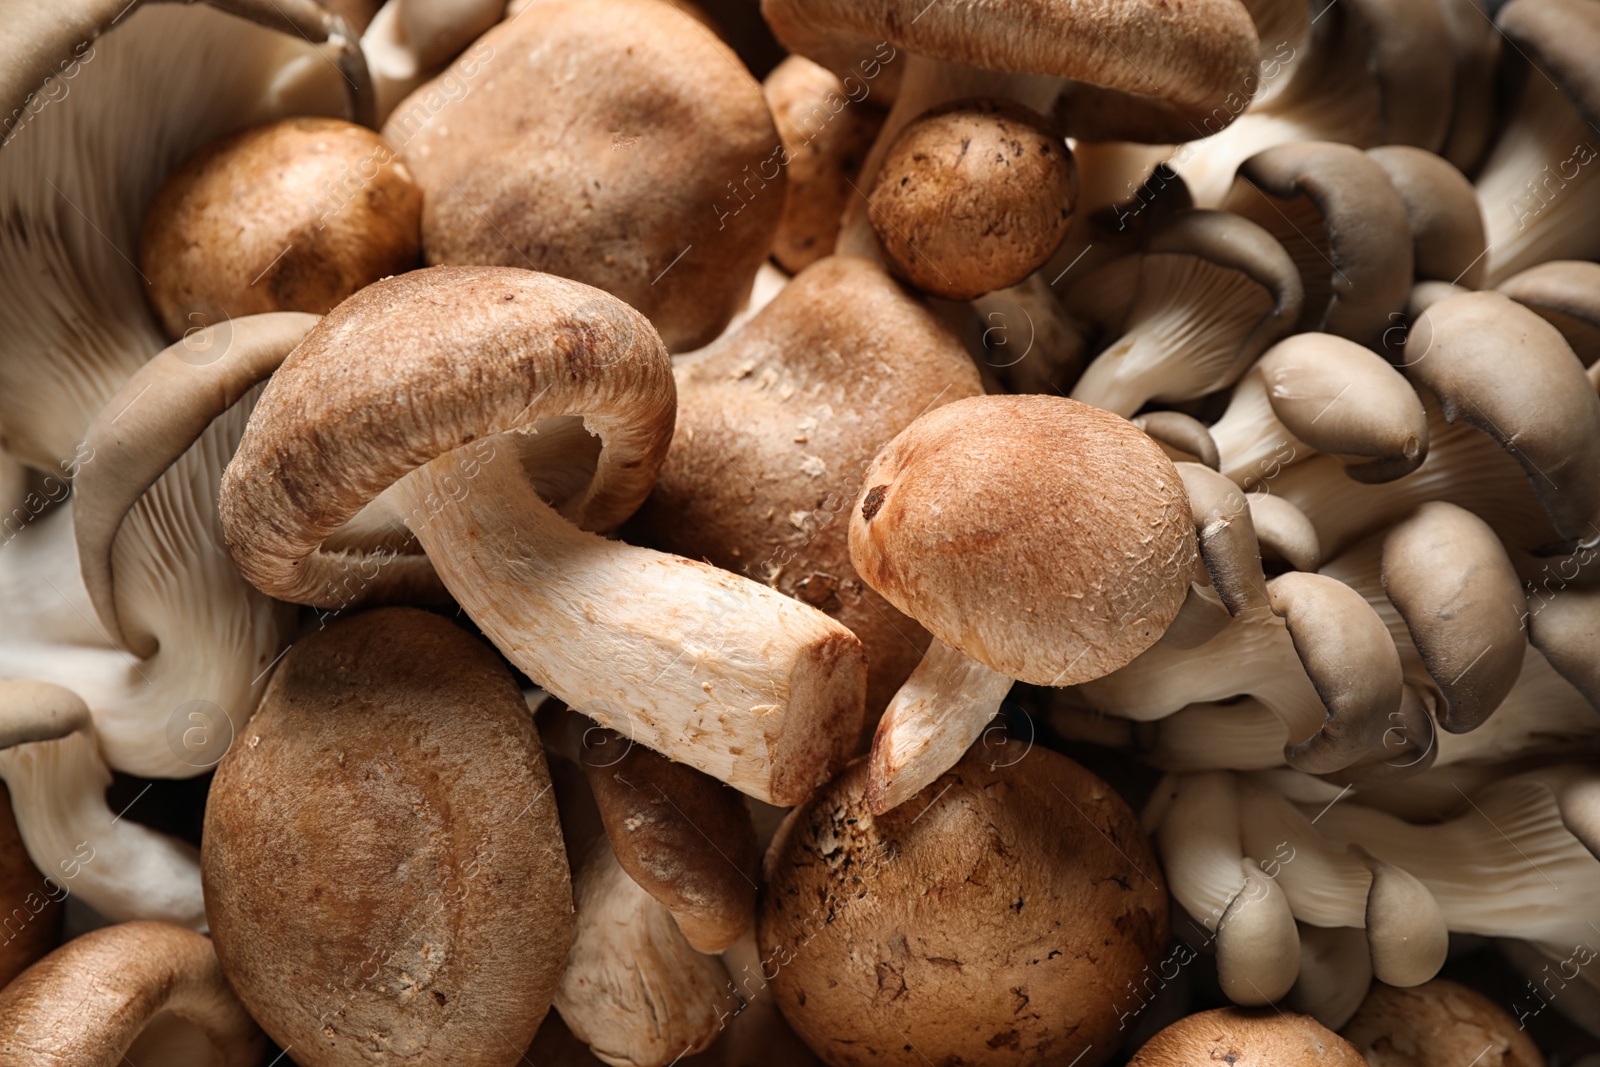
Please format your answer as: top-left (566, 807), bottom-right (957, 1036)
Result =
top-left (139, 118), bottom-right (421, 340)
top-left (220, 265), bottom-right (672, 608)
top-left (202, 607), bottom-right (572, 1067)
top-left (0, 784), bottom-right (61, 990)
top-left (1134, 411), bottom-right (1222, 471)
top-left (850, 394), bottom-right (1196, 687)
top-left (577, 723), bottom-right (759, 954)
top-left (1224, 141), bottom-right (1414, 346)
top-left (1128, 1007), bottom-right (1365, 1067)
top-left (1367, 146), bottom-right (1487, 289)
top-left (760, 741), bottom-right (1170, 1067)
top-left (0, 921), bottom-right (263, 1067)
top-left (1340, 980), bottom-right (1545, 1067)
top-left (387, 0), bottom-right (783, 351)
top-left (629, 255), bottom-right (981, 720)
top-left (1498, 0), bottom-right (1600, 137)
top-left (764, 56), bottom-right (885, 274)
top-left (1179, 462), bottom-right (1270, 615)
top-left (1498, 261), bottom-right (1600, 366)
top-left (868, 99), bottom-right (1075, 300)
top-left (1249, 492), bottom-right (1322, 572)
top-left (762, 0), bottom-right (1261, 133)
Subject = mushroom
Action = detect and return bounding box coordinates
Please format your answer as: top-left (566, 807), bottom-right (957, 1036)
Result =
top-left (575, 720), bottom-right (760, 954)
top-left (361, 0), bottom-right (506, 121)
top-left (0, 680), bottom-right (205, 929)
top-left (1221, 141), bottom-right (1414, 347)
top-left (1474, 0), bottom-right (1600, 285)
top-left (139, 117), bottom-right (422, 338)
top-left (1127, 1006), bottom-right (1365, 1067)
top-left (0, 0), bottom-right (366, 473)
top-left (763, 55), bottom-right (885, 274)
top-left (1069, 209), bottom-right (1304, 417)
top-left (0, 921), bottom-right (263, 1066)
top-left (760, 739), bottom-right (1171, 1067)
top-left (1367, 146), bottom-right (1488, 290)
top-left (555, 835), bottom-right (731, 1067)
top-left (848, 394), bottom-right (1196, 812)
top-left (1286, 923), bottom-right (1372, 1031)
top-left (1434, 0), bottom-right (1503, 176)
top-left (385, 0), bottom-right (784, 351)
top-left (1527, 585), bottom-right (1600, 712)
top-left (1497, 260), bottom-right (1600, 366)
top-left (866, 99), bottom-right (1077, 300)
top-left (627, 254), bottom-right (982, 724)
top-left (1340, 979), bottom-right (1546, 1067)
top-left (0, 781), bottom-right (64, 989)
top-left (202, 607), bottom-right (574, 1065)
top-left (220, 268), bottom-right (866, 805)
top-left (1134, 412), bottom-right (1223, 472)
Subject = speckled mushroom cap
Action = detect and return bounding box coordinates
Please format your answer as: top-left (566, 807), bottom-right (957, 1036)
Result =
top-left (139, 117), bottom-right (421, 340)
top-left (762, 0), bottom-right (1261, 136)
top-left (1367, 146), bottom-right (1486, 288)
top-left (202, 607), bottom-right (573, 1067)
top-left (849, 394), bottom-right (1196, 687)
top-left (1129, 1007), bottom-right (1366, 1066)
top-left (219, 265), bottom-right (673, 608)
top-left (1340, 980), bottom-right (1544, 1067)
top-left (386, 0), bottom-right (784, 351)
top-left (760, 741), bottom-right (1169, 1067)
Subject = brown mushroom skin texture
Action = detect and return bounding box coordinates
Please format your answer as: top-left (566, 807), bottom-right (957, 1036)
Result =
top-left (202, 608), bottom-right (573, 1067)
top-left (868, 99), bottom-right (1076, 300)
top-left (1339, 980), bottom-right (1544, 1067)
top-left (139, 117), bottom-right (422, 341)
top-left (760, 741), bottom-right (1169, 1067)
top-left (0, 784), bottom-right (63, 989)
top-left (765, 56), bottom-right (885, 273)
top-left (1128, 1007), bottom-right (1365, 1067)
top-left (388, 0), bottom-right (784, 352)
top-left (849, 394), bottom-right (1196, 686)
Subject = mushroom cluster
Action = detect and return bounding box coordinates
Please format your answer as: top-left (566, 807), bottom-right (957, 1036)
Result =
top-left (0, 0), bottom-right (1596, 1064)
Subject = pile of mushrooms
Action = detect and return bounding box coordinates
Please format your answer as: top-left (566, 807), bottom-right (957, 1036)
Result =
top-left (0, 0), bottom-right (1597, 1064)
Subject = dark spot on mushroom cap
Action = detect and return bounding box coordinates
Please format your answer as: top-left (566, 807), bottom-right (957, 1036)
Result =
top-left (861, 484), bottom-right (889, 521)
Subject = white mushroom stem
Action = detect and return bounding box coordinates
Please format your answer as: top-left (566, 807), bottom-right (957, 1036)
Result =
top-left (0, 682), bottom-right (204, 930)
top-left (865, 637), bottom-right (1016, 814)
top-left (392, 442), bottom-right (863, 806)
top-left (1287, 923), bottom-right (1371, 1031)
top-left (555, 838), bottom-right (729, 1067)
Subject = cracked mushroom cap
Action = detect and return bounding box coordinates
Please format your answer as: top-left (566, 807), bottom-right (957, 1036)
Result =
top-left (1366, 146), bottom-right (1486, 289)
top-left (202, 607), bottom-right (572, 1067)
top-left (139, 117), bottom-right (421, 340)
top-left (386, 0), bottom-right (784, 351)
top-left (849, 394), bottom-right (1196, 688)
top-left (760, 740), bottom-right (1169, 1067)
top-left (1498, 261), bottom-right (1600, 367)
top-left (868, 98), bottom-right (1077, 300)
top-left (1129, 1007), bottom-right (1365, 1067)
top-left (762, 0), bottom-right (1261, 138)
top-left (1223, 141), bottom-right (1414, 346)
top-left (1340, 979), bottom-right (1545, 1067)
top-left (0, 921), bottom-right (263, 1067)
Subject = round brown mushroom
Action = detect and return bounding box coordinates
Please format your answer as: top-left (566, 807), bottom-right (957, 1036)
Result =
top-left (1128, 1007), bottom-right (1365, 1067)
top-left (1340, 979), bottom-right (1545, 1067)
top-left (867, 99), bottom-right (1077, 299)
top-left (139, 117), bottom-right (421, 340)
top-left (202, 607), bottom-right (573, 1067)
top-left (760, 740), bottom-right (1170, 1067)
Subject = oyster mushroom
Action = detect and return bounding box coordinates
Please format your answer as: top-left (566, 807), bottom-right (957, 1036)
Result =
top-left (761, 740), bottom-right (1170, 1067)
top-left (1367, 146), bottom-right (1488, 290)
top-left (1340, 979), bottom-right (1545, 1067)
top-left (848, 394), bottom-right (1196, 812)
top-left (202, 607), bottom-right (573, 1067)
top-left (1128, 1006), bottom-right (1365, 1067)
top-left (1497, 260), bottom-right (1600, 366)
top-left (220, 268), bottom-right (866, 805)
top-left (0, 921), bottom-right (262, 1067)
top-left (361, 0), bottom-right (506, 121)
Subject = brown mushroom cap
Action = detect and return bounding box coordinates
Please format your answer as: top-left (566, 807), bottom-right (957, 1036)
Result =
top-left (0, 784), bottom-right (62, 989)
top-left (1340, 980), bottom-right (1545, 1067)
top-left (0, 921), bottom-right (263, 1067)
top-left (764, 56), bottom-right (885, 273)
top-left (387, 0), bottom-right (784, 351)
top-left (629, 255), bottom-right (981, 720)
top-left (1498, 261), bottom-right (1600, 367)
top-left (202, 607), bottom-right (573, 1066)
top-left (139, 117), bottom-right (421, 341)
top-left (1223, 141), bottom-right (1414, 346)
top-left (760, 741), bottom-right (1169, 1067)
top-left (868, 99), bottom-right (1076, 300)
top-left (1366, 146), bottom-right (1487, 289)
top-left (577, 722), bottom-right (760, 954)
top-left (1129, 1007), bottom-right (1365, 1067)
top-left (849, 394), bottom-right (1196, 687)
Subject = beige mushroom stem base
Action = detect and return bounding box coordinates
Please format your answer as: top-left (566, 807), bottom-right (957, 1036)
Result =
top-left (835, 54), bottom-right (1061, 258)
top-left (865, 637), bottom-right (1016, 814)
top-left (393, 446), bottom-right (864, 807)
top-left (0, 922), bottom-right (262, 1067)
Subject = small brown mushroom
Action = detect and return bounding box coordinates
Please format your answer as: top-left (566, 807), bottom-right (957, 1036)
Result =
top-left (1128, 1007), bottom-right (1365, 1067)
top-left (1340, 979), bottom-right (1546, 1067)
top-left (0, 783), bottom-right (62, 989)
